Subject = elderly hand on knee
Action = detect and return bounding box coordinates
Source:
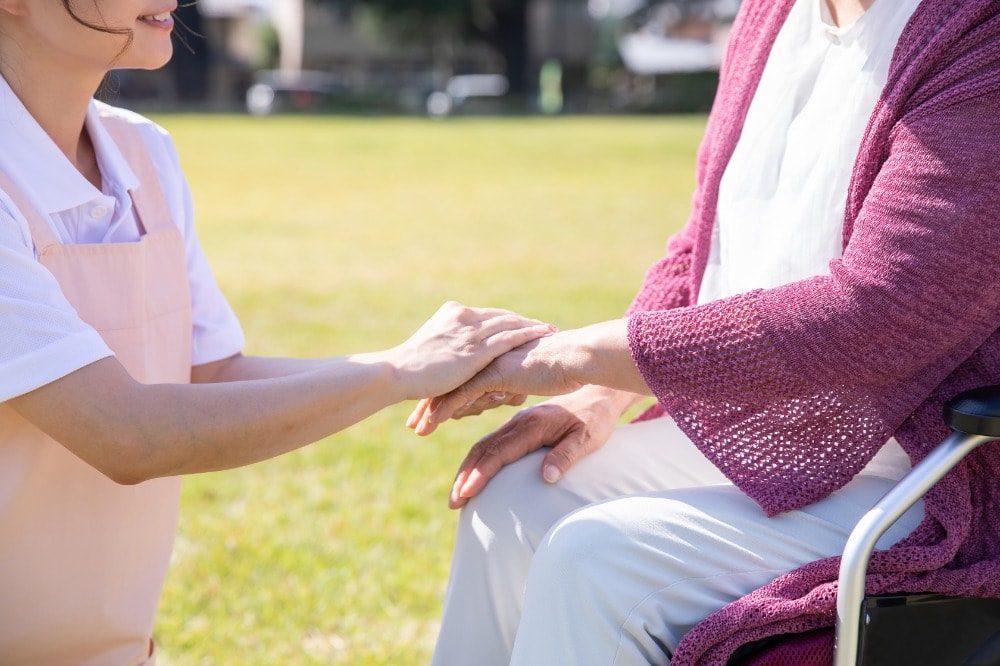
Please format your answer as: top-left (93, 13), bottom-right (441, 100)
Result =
top-left (442, 386), bottom-right (647, 508)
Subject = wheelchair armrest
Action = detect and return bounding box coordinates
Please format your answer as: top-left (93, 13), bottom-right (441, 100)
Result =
top-left (947, 385), bottom-right (1000, 437)
top-left (833, 386), bottom-right (1000, 666)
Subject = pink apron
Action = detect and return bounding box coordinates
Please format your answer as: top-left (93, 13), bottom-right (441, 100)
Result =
top-left (0, 112), bottom-right (192, 665)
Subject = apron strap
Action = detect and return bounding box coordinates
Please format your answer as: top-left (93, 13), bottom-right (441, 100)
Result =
top-left (0, 170), bottom-right (62, 253)
top-left (98, 112), bottom-right (175, 235)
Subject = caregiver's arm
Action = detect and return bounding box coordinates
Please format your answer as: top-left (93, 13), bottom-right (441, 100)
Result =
top-left (8, 302), bottom-right (553, 485)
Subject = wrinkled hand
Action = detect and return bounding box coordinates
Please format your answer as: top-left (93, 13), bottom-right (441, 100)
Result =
top-left (406, 331), bottom-right (586, 436)
top-left (391, 301), bottom-right (555, 401)
top-left (407, 391), bottom-right (531, 432)
top-left (443, 387), bottom-right (631, 509)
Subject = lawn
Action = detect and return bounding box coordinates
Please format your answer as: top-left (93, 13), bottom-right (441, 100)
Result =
top-left (151, 114), bottom-right (705, 665)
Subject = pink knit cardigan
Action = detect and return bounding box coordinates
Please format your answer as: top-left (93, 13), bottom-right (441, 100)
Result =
top-left (624, 0), bottom-right (1000, 664)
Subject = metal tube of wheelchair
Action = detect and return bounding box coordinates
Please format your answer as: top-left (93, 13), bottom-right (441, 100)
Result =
top-left (833, 432), bottom-right (993, 666)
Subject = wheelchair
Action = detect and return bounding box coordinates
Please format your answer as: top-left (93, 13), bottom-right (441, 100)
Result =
top-left (831, 385), bottom-right (1000, 665)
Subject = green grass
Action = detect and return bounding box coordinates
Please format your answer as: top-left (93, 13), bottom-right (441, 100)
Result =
top-left (151, 114), bottom-right (704, 665)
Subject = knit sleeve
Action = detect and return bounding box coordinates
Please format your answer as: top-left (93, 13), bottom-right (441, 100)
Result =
top-left (628, 88), bottom-right (1000, 517)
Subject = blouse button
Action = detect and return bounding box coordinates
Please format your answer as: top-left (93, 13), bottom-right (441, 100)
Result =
top-left (90, 205), bottom-right (110, 219)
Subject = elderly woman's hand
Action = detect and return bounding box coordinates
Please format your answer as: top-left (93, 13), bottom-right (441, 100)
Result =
top-left (442, 386), bottom-right (646, 509)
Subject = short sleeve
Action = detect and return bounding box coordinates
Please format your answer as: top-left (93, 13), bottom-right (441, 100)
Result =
top-left (0, 196), bottom-right (113, 402)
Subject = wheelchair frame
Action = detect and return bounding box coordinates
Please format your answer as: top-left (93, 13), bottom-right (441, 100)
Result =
top-left (834, 386), bottom-right (1000, 666)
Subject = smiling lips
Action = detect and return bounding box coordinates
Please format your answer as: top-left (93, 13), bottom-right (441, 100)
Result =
top-left (138, 11), bottom-right (174, 27)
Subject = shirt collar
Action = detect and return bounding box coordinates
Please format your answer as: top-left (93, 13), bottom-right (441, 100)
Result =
top-left (815, 0), bottom-right (918, 50)
top-left (816, 0), bottom-right (866, 45)
top-left (0, 75), bottom-right (139, 215)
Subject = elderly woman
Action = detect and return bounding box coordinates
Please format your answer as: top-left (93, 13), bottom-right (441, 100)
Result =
top-left (411, 0), bottom-right (1000, 663)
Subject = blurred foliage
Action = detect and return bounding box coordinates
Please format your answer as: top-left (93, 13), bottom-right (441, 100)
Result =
top-left (328, 0), bottom-right (541, 94)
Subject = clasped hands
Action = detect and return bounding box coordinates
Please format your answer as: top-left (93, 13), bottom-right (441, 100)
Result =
top-left (406, 312), bottom-right (650, 508)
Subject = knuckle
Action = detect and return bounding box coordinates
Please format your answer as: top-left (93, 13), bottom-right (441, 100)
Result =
top-left (545, 446), bottom-right (577, 468)
top-left (472, 442), bottom-right (509, 473)
top-left (481, 440), bottom-right (505, 459)
top-left (467, 439), bottom-right (491, 458)
top-left (516, 405), bottom-right (547, 425)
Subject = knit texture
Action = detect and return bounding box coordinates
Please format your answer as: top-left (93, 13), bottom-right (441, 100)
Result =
top-left (624, 0), bottom-right (1000, 663)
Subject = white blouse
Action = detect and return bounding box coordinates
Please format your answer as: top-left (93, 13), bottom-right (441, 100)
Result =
top-left (698, 0), bottom-right (922, 304)
top-left (699, 0), bottom-right (924, 481)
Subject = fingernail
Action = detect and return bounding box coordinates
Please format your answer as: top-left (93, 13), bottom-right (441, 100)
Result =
top-left (542, 465), bottom-right (562, 484)
top-left (489, 392), bottom-right (506, 401)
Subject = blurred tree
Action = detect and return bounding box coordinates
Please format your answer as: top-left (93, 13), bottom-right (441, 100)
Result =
top-left (335, 0), bottom-right (532, 99)
top-left (168, 1), bottom-right (210, 103)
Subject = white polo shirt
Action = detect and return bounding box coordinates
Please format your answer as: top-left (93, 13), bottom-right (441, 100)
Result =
top-left (0, 75), bottom-right (245, 402)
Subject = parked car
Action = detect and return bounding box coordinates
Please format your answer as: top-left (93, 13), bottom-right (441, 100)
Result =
top-left (245, 69), bottom-right (354, 115)
top-left (425, 74), bottom-right (510, 117)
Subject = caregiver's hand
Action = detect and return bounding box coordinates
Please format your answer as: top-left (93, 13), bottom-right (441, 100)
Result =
top-left (389, 301), bottom-right (556, 400)
top-left (407, 332), bottom-right (582, 436)
top-left (408, 318), bottom-right (648, 435)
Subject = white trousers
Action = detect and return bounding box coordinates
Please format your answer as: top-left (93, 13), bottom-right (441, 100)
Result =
top-left (430, 416), bottom-right (923, 666)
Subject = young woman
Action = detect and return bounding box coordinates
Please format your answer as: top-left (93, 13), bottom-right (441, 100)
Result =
top-left (411, 0), bottom-right (1000, 663)
top-left (0, 1), bottom-right (553, 663)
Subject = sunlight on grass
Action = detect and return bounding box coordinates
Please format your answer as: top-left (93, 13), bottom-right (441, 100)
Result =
top-left (151, 114), bottom-right (703, 665)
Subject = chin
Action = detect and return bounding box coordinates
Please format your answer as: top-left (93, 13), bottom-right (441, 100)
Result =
top-left (121, 50), bottom-right (175, 71)
top-left (113, 34), bottom-right (175, 71)
top-left (146, 54), bottom-right (174, 70)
